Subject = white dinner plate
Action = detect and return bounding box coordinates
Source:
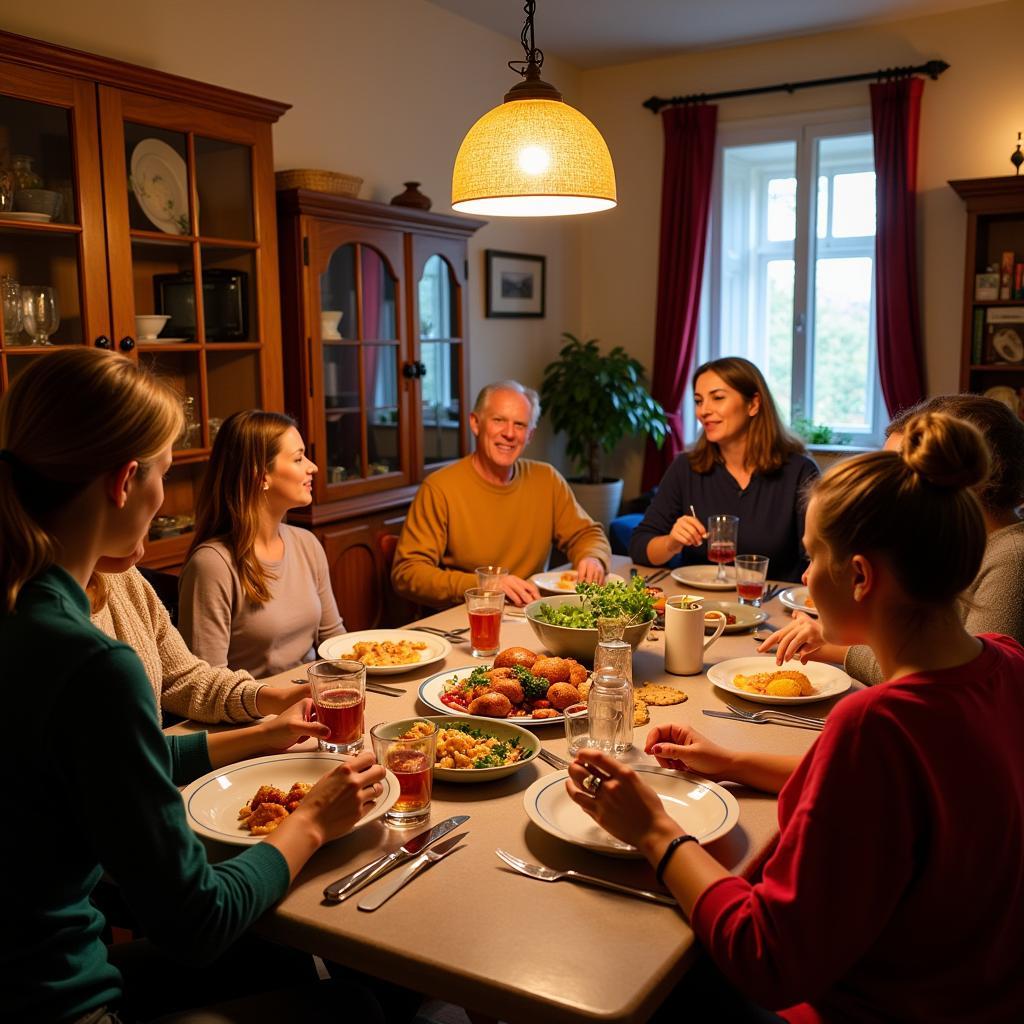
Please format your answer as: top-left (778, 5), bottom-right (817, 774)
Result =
top-left (992, 328), bottom-right (1024, 363)
top-left (670, 564), bottom-right (736, 590)
top-left (318, 629), bottom-right (451, 676)
top-left (984, 386), bottom-right (1021, 417)
top-left (779, 586), bottom-right (816, 616)
top-left (523, 767), bottom-right (739, 857)
top-left (0, 210), bottom-right (51, 223)
top-left (708, 656), bottom-right (852, 705)
top-left (418, 666), bottom-right (565, 727)
top-left (701, 600), bottom-right (768, 633)
top-left (130, 138), bottom-right (190, 235)
top-left (181, 752), bottom-right (399, 846)
top-left (531, 570), bottom-right (579, 595)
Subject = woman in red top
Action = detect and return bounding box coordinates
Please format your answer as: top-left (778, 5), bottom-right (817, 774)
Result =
top-left (568, 411), bottom-right (1024, 1022)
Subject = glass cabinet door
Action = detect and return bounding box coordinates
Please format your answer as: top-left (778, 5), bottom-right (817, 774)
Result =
top-left (312, 223), bottom-right (408, 499)
top-left (0, 60), bottom-right (110, 391)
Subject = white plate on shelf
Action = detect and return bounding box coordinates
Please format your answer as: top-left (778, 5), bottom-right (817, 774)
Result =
top-left (670, 564), bottom-right (736, 590)
top-left (779, 586), bottom-right (816, 616)
top-left (984, 386), bottom-right (1021, 417)
top-left (701, 600), bottom-right (768, 634)
top-left (138, 336), bottom-right (189, 344)
top-left (0, 210), bottom-right (52, 223)
top-left (180, 752), bottom-right (399, 846)
top-left (418, 666), bottom-right (564, 726)
top-left (318, 629), bottom-right (451, 676)
top-left (708, 656), bottom-right (851, 706)
top-left (531, 570), bottom-right (579, 595)
top-left (130, 138), bottom-right (190, 235)
top-left (992, 328), bottom-right (1024, 363)
top-left (523, 767), bottom-right (739, 857)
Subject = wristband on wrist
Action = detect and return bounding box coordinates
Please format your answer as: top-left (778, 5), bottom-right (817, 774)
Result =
top-left (655, 833), bottom-right (699, 885)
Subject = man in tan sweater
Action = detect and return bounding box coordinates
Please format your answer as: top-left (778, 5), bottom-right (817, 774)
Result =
top-left (392, 380), bottom-right (611, 608)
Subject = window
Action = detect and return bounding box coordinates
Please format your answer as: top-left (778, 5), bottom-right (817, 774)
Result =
top-left (698, 115), bottom-right (883, 445)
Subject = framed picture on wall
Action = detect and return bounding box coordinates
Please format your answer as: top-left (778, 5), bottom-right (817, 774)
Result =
top-left (485, 250), bottom-right (546, 318)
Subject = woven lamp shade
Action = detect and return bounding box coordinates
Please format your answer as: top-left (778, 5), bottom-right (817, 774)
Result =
top-left (451, 99), bottom-right (616, 217)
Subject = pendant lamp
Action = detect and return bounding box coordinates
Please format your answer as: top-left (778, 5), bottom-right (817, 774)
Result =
top-left (451, 0), bottom-right (616, 217)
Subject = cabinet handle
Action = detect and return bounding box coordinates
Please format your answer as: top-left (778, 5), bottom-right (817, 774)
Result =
top-left (94, 335), bottom-right (112, 349)
top-left (416, 360), bottom-right (427, 379)
top-left (119, 336), bottom-right (136, 352)
top-left (402, 361), bottom-right (418, 380)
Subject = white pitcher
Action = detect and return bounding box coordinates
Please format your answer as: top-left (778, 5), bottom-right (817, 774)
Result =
top-left (664, 595), bottom-right (727, 675)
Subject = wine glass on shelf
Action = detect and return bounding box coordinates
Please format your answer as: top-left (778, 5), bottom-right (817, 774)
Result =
top-left (707, 514), bottom-right (739, 583)
top-left (1, 274), bottom-right (22, 342)
top-left (20, 285), bottom-right (59, 346)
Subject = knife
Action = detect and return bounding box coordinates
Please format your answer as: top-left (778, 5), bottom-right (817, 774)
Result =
top-left (357, 832), bottom-right (466, 911)
top-left (322, 814), bottom-right (469, 903)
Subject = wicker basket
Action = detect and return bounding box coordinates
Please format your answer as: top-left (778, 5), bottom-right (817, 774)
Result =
top-left (274, 168), bottom-right (362, 197)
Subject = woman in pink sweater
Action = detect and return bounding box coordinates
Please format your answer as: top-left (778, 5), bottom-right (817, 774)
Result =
top-left (568, 411), bottom-right (1024, 1022)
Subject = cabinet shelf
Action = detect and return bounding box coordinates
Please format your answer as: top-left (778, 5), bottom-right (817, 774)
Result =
top-left (969, 363), bottom-right (1024, 372)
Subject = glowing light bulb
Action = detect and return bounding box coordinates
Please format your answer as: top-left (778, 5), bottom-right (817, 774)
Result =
top-left (517, 145), bottom-right (550, 175)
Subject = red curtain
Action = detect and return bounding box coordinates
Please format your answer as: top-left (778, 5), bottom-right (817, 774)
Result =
top-left (870, 76), bottom-right (926, 416)
top-left (641, 103), bottom-right (718, 492)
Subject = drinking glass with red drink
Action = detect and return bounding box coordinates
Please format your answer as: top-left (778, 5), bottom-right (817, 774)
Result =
top-left (706, 514), bottom-right (739, 583)
top-left (464, 587), bottom-right (505, 657)
top-left (307, 659), bottom-right (366, 754)
top-left (735, 554), bottom-right (770, 607)
top-left (370, 720), bottom-right (437, 828)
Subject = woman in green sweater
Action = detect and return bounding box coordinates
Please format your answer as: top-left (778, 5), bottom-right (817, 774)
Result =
top-left (0, 349), bottom-right (385, 1022)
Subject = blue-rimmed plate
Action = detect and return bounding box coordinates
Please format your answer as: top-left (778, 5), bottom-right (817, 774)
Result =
top-left (523, 767), bottom-right (739, 857)
top-left (418, 667), bottom-right (566, 726)
top-left (180, 752), bottom-right (399, 846)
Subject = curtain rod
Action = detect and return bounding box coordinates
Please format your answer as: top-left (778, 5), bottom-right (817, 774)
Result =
top-left (642, 59), bottom-right (949, 114)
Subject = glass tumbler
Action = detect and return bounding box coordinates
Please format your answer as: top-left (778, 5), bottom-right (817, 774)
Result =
top-left (1, 274), bottom-right (22, 340)
top-left (735, 554), bottom-right (770, 606)
top-left (465, 587), bottom-right (504, 657)
top-left (475, 565), bottom-right (509, 592)
top-left (307, 659), bottom-right (366, 754)
top-left (371, 720), bottom-right (437, 828)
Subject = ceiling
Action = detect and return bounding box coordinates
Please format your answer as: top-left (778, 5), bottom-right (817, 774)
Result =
top-left (426, 0), bottom-right (998, 69)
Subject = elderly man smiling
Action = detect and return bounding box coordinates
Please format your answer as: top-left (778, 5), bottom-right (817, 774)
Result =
top-left (392, 380), bottom-right (610, 608)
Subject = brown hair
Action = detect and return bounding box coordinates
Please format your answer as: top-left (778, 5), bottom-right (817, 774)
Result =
top-left (190, 409), bottom-right (297, 605)
top-left (0, 349), bottom-right (182, 613)
top-left (812, 412), bottom-right (989, 604)
top-left (886, 394), bottom-right (1024, 514)
top-left (688, 356), bottom-right (805, 474)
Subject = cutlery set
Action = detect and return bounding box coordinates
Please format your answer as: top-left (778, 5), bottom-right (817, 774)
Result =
top-left (642, 568), bottom-right (670, 585)
top-left (412, 625), bottom-right (470, 643)
top-left (292, 677), bottom-right (404, 698)
top-left (703, 702), bottom-right (825, 731)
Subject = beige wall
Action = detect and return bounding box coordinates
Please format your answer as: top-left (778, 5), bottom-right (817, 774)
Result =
top-left (579, 0), bottom-right (1023, 496)
top-left (0, 0), bottom-right (583, 461)
top-left (5, 0), bottom-right (1020, 490)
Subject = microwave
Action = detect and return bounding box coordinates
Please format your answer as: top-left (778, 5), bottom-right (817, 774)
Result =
top-left (153, 268), bottom-right (248, 341)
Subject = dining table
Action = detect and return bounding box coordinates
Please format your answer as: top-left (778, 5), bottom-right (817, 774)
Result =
top-left (176, 564), bottom-right (857, 1024)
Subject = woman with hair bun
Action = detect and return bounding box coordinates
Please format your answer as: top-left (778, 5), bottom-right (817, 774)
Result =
top-left (0, 350), bottom-right (385, 1022)
top-left (629, 356), bottom-right (818, 582)
top-left (761, 393), bottom-right (1024, 678)
top-left (567, 411), bottom-right (1024, 1021)
top-left (179, 410), bottom-right (344, 677)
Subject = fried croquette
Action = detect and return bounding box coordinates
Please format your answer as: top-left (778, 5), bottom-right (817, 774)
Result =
top-left (532, 657), bottom-right (571, 683)
top-left (546, 682), bottom-right (581, 710)
top-left (246, 802), bottom-right (288, 835)
top-left (493, 647), bottom-right (540, 669)
top-left (249, 785), bottom-right (287, 810)
top-left (467, 691), bottom-right (514, 718)
top-left (490, 678), bottom-right (525, 704)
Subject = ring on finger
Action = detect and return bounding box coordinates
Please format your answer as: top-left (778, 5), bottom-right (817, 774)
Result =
top-left (582, 774), bottom-right (603, 795)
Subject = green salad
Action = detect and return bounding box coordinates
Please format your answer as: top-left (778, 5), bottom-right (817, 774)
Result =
top-left (533, 574), bottom-right (655, 628)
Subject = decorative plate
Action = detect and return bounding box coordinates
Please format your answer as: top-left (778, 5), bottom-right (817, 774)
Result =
top-left (130, 138), bottom-right (190, 235)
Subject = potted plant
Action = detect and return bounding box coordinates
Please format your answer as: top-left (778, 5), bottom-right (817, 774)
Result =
top-left (539, 332), bottom-right (668, 528)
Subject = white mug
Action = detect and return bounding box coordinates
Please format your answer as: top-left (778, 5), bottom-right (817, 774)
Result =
top-left (664, 595), bottom-right (727, 675)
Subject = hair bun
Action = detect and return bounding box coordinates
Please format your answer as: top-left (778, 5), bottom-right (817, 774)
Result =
top-left (901, 411), bottom-right (989, 491)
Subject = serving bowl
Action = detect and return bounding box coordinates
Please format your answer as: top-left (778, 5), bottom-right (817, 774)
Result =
top-left (134, 314), bottom-right (171, 340)
top-left (524, 594), bottom-right (653, 662)
top-left (398, 715), bottom-right (539, 783)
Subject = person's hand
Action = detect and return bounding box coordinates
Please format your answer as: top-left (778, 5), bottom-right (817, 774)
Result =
top-left (575, 557), bottom-right (606, 584)
top-left (668, 515), bottom-right (707, 551)
top-left (256, 682), bottom-right (312, 717)
top-left (255, 697), bottom-right (329, 754)
top-left (565, 749), bottom-right (676, 849)
top-left (757, 612), bottom-right (825, 665)
top-left (288, 752), bottom-right (386, 844)
top-left (500, 574), bottom-right (541, 606)
top-left (643, 723), bottom-right (736, 781)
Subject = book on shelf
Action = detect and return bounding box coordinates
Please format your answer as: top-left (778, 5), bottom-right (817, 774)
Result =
top-left (972, 307), bottom-right (986, 364)
top-left (1001, 251), bottom-right (1016, 300)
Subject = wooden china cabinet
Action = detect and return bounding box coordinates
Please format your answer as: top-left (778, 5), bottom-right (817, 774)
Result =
top-left (950, 176), bottom-right (1024, 407)
top-left (0, 30), bottom-right (288, 568)
top-left (277, 190), bottom-right (483, 629)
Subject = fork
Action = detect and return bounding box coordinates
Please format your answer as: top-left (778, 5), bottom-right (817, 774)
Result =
top-left (495, 849), bottom-right (677, 905)
top-left (538, 748), bottom-right (569, 770)
top-left (719, 701), bottom-right (825, 729)
top-left (411, 626), bottom-right (470, 642)
top-left (762, 584), bottom-right (783, 604)
top-left (643, 568), bottom-right (670, 585)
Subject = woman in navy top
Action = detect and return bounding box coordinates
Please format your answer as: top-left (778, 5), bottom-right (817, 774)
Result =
top-left (630, 357), bottom-right (818, 582)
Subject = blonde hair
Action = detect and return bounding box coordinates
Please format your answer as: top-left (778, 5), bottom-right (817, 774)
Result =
top-left (0, 349), bottom-right (183, 613)
top-left (812, 411), bottom-right (989, 604)
top-left (190, 409), bottom-right (296, 606)
top-left (688, 356), bottom-right (805, 474)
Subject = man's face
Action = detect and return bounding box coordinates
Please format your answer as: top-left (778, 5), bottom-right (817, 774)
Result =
top-left (470, 389), bottom-right (534, 474)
